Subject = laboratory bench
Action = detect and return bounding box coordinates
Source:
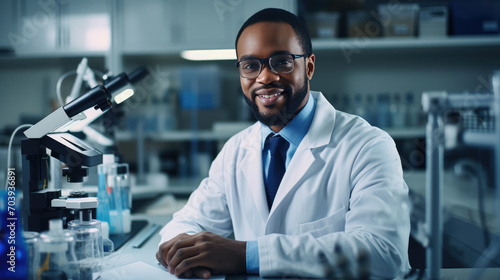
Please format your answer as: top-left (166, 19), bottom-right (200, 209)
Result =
top-left (100, 214), bottom-right (500, 280)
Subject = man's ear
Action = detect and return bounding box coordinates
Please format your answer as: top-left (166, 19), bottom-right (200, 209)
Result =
top-left (306, 54), bottom-right (315, 80)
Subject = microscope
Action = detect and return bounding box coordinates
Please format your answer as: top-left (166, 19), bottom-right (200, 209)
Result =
top-left (21, 66), bottom-right (149, 232)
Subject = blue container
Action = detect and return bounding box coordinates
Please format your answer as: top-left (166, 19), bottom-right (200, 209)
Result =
top-left (451, 0), bottom-right (500, 35)
top-left (179, 65), bottom-right (221, 109)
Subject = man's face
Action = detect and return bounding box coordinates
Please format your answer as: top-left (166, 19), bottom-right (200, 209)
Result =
top-left (236, 22), bottom-right (315, 132)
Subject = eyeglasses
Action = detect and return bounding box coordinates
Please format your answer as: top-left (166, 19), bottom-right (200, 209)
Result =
top-left (236, 53), bottom-right (307, 79)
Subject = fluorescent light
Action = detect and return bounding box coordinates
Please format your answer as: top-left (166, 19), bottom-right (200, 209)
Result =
top-left (114, 88), bottom-right (134, 104)
top-left (181, 49), bottom-right (236, 61)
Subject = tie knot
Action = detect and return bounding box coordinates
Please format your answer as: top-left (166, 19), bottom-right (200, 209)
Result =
top-left (268, 135), bottom-right (287, 156)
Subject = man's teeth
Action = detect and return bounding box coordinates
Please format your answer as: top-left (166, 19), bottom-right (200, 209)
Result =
top-left (260, 93), bottom-right (281, 99)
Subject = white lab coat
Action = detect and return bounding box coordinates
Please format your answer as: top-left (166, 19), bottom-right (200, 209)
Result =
top-left (159, 91), bottom-right (411, 278)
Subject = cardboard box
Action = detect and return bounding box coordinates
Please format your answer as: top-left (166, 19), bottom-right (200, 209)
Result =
top-left (306, 12), bottom-right (340, 38)
top-left (419, 6), bottom-right (448, 37)
top-left (377, 4), bottom-right (419, 37)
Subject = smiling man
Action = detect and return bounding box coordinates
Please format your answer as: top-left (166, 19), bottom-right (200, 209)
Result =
top-left (156, 8), bottom-right (410, 279)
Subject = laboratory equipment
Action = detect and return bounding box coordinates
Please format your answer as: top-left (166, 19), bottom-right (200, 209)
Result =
top-left (98, 162), bottom-right (131, 235)
top-left (36, 219), bottom-right (80, 280)
top-left (21, 66), bottom-right (144, 232)
top-left (421, 71), bottom-right (500, 280)
top-left (68, 209), bottom-right (105, 279)
top-left (97, 154), bottom-right (114, 234)
top-left (22, 231), bottom-right (40, 280)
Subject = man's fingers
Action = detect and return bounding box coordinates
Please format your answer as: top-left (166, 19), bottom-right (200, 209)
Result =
top-left (166, 236), bottom-right (197, 264)
top-left (173, 255), bottom-right (207, 277)
top-left (156, 250), bottom-right (168, 268)
top-left (181, 269), bottom-right (193, 278)
top-left (158, 233), bottom-right (193, 265)
top-left (168, 247), bottom-right (200, 273)
top-left (193, 267), bottom-right (212, 279)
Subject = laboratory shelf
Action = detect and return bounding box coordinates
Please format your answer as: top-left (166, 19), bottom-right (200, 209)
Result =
top-left (312, 35), bottom-right (500, 51)
top-left (0, 50), bottom-right (108, 60)
top-left (152, 130), bottom-right (236, 141)
top-left (116, 126), bottom-right (425, 142)
top-left (115, 122), bottom-right (254, 142)
top-left (115, 130), bottom-right (236, 142)
top-left (384, 126), bottom-right (426, 139)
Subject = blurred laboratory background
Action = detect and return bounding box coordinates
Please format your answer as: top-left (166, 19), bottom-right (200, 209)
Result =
top-left (1, 0), bottom-right (500, 270)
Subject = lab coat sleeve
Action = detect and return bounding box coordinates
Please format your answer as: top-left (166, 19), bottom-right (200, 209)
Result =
top-left (257, 134), bottom-right (411, 279)
top-left (158, 147), bottom-right (233, 246)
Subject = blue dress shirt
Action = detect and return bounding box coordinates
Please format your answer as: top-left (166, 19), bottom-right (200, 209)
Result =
top-left (246, 93), bottom-right (317, 274)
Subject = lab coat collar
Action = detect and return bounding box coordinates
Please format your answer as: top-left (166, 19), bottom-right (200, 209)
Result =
top-left (303, 91), bottom-right (335, 149)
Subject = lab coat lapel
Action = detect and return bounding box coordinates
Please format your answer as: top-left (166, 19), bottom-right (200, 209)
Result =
top-left (268, 92), bottom-right (336, 217)
top-left (240, 124), bottom-right (269, 222)
top-left (269, 146), bottom-right (315, 216)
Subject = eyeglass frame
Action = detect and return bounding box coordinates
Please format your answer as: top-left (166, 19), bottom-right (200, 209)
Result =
top-left (235, 53), bottom-right (308, 79)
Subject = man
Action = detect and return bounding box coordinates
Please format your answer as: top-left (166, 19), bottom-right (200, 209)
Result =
top-left (156, 8), bottom-right (410, 279)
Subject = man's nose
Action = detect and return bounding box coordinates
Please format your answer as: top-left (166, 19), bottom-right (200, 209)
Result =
top-left (256, 64), bottom-right (280, 84)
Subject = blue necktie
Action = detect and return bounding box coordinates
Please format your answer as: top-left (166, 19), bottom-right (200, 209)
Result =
top-left (265, 134), bottom-right (287, 209)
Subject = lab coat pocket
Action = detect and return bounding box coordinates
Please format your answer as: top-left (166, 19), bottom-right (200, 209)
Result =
top-left (298, 207), bottom-right (345, 238)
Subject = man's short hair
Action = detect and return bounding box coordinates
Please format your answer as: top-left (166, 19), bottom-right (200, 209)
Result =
top-left (235, 8), bottom-right (313, 57)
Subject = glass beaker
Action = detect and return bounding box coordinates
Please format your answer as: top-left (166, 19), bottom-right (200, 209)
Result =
top-left (37, 219), bottom-right (80, 280)
top-left (67, 209), bottom-right (105, 279)
top-left (22, 231), bottom-right (40, 280)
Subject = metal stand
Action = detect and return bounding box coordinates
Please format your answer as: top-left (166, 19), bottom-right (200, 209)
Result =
top-left (422, 80), bottom-right (498, 279)
top-left (21, 138), bottom-right (63, 232)
top-left (422, 92), bottom-right (446, 280)
top-left (21, 133), bottom-right (102, 232)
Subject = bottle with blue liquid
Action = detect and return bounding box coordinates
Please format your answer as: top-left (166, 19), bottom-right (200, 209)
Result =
top-left (97, 154), bottom-right (114, 234)
top-left (97, 155), bottom-right (132, 235)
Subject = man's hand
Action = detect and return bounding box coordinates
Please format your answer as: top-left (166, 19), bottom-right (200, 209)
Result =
top-left (156, 231), bottom-right (247, 278)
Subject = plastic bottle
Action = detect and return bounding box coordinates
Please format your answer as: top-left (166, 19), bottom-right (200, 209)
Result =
top-left (341, 94), bottom-right (352, 113)
top-left (390, 92), bottom-right (407, 128)
top-left (97, 154), bottom-right (114, 233)
top-left (405, 91), bottom-right (420, 127)
top-left (353, 93), bottom-right (367, 120)
top-left (108, 163), bottom-right (131, 234)
top-left (365, 94), bottom-right (377, 126)
top-left (376, 93), bottom-right (391, 128)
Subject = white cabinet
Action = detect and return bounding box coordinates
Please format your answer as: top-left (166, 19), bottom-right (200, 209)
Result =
top-left (177, 0), bottom-right (296, 49)
top-left (15, 0), bottom-right (59, 54)
top-left (0, 0), bottom-right (18, 51)
top-left (14, 0), bottom-right (110, 55)
top-left (62, 0), bottom-right (111, 52)
top-left (234, 0), bottom-right (296, 35)
top-left (121, 0), bottom-right (175, 53)
top-left (178, 0), bottom-right (237, 48)
top-left (121, 0), bottom-right (297, 53)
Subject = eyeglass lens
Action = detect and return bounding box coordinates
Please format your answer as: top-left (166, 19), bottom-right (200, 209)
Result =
top-left (239, 54), bottom-right (295, 78)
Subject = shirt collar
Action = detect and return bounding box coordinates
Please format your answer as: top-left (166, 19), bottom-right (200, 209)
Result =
top-left (261, 92), bottom-right (316, 148)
